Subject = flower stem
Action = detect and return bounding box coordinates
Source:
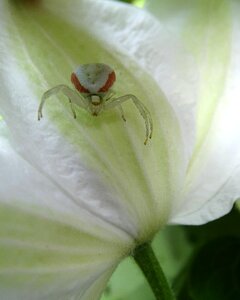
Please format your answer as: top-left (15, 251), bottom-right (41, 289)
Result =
top-left (133, 242), bottom-right (176, 300)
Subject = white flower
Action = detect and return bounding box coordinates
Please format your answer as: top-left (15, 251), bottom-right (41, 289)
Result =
top-left (0, 0), bottom-right (239, 299)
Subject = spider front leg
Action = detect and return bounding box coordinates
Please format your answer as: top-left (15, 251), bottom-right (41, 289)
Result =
top-left (104, 91), bottom-right (126, 121)
top-left (69, 98), bottom-right (77, 119)
top-left (117, 105), bottom-right (126, 122)
top-left (38, 84), bottom-right (87, 120)
top-left (105, 94), bottom-right (153, 145)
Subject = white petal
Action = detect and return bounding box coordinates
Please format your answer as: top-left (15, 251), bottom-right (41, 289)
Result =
top-left (0, 0), bottom-right (186, 241)
top-left (46, 0), bottom-right (199, 160)
top-left (170, 28), bottom-right (240, 223)
top-left (166, 1), bottom-right (240, 224)
top-left (0, 121), bottom-right (132, 299)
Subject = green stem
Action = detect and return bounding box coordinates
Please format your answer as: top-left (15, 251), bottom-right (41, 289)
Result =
top-left (133, 242), bottom-right (176, 300)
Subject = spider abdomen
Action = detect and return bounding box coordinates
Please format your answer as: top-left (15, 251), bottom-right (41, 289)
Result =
top-left (71, 63), bottom-right (116, 94)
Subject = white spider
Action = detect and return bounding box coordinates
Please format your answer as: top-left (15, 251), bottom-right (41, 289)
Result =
top-left (38, 63), bottom-right (153, 144)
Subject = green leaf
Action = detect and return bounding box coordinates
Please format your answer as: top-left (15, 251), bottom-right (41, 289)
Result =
top-left (185, 236), bottom-right (240, 300)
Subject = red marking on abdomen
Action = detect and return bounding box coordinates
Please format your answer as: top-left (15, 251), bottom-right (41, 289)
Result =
top-left (71, 73), bottom-right (89, 93)
top-left (98, 71), bottom-right (116, 93)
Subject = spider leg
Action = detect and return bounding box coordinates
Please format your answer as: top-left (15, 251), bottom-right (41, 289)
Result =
top-left (105, 94), bottom-right (153, 145)
top-left (117, 105), bottom-right (126, 122)
top-left (103, 90), bottom-right (116, 102)
top-left (103, 91), bottom-right (126, 120)
top-left (38, 84), bottom-right (87, 120)
top-left (68, 98), bottom-right (77, 119)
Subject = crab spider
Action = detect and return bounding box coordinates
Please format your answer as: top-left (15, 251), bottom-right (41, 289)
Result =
top-left (38, 63), bottom-right (153, 144)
